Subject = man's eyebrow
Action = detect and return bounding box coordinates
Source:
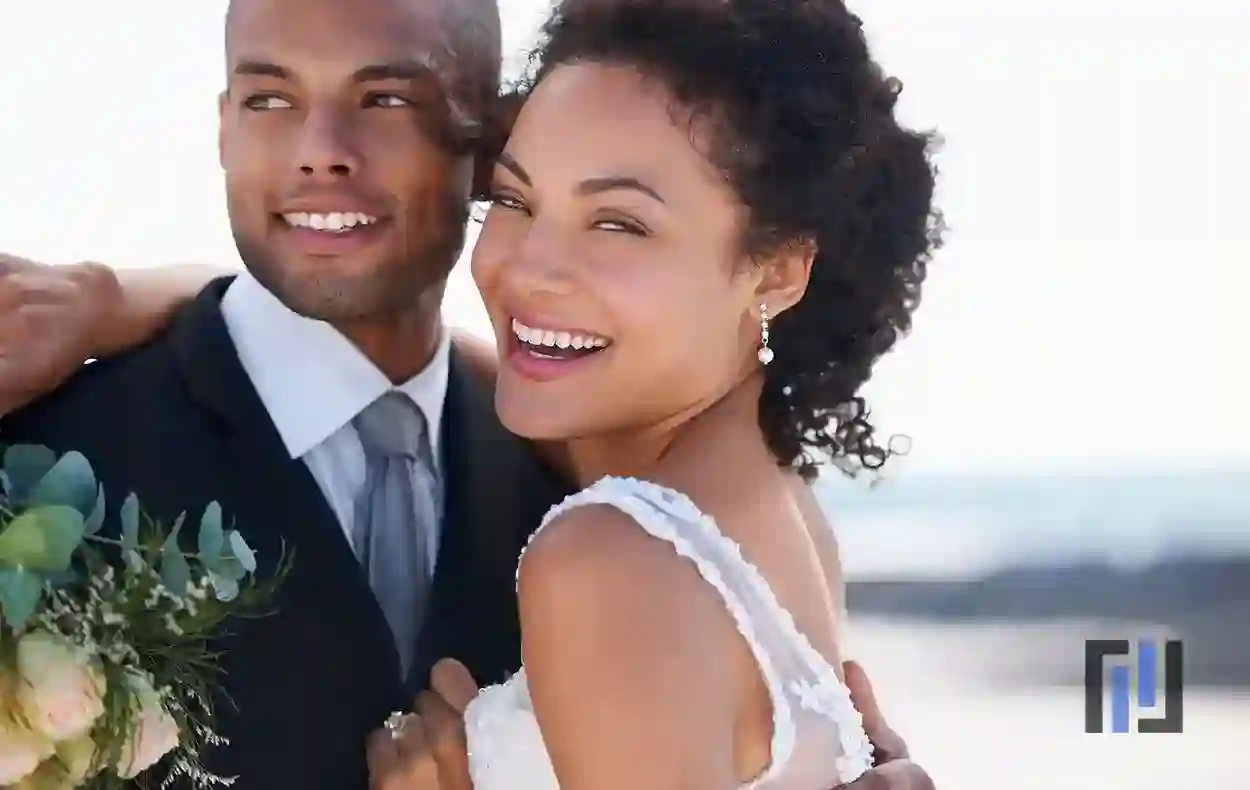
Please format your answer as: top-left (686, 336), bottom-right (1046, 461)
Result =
top-left (351, 60), bottom-right (440, 83)
top-left (229, 59), bottom-right (440, 84)
top-left (232, 60), bottom-right (291, 79)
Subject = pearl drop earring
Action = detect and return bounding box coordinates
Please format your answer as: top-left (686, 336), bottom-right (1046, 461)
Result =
top-left (757, 303), bottom-right (774, 365)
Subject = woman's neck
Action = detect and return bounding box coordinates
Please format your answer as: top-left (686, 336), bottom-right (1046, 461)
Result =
top-left (564, 373), bottom-right (765, 487)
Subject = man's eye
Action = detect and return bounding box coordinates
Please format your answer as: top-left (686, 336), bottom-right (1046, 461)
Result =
top-left (242, 95), bottom-right (293, 111)
top-left (364, 93), bottom-right (412, 109)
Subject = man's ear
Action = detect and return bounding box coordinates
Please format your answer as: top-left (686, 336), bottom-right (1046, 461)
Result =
top-left (471, 89), bottom-right (524, 197)
top-left (756, 239), bottom-right (816, 319)
top-left (217, 90), bottom-right (229, 171)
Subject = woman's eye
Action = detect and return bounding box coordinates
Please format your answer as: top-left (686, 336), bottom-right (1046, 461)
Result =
top-left (364, 93), bottom-right (412, 109)
top-left (242, 95), bottom-right (293, 111)
top-left (487, 192), bottom-right (527, 212)
top-left (593, 218), bottom-right (647, 236)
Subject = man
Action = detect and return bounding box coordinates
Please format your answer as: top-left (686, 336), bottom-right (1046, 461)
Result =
top-left (4, 1), bottom-right (560, 788)
top-left (0, 0), bottom-right (935, 788)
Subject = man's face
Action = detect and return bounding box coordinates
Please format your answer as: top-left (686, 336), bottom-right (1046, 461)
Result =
top-left (220, 0), bottom-right (489, 323)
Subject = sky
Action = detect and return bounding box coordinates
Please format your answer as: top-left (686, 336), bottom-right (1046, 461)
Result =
top-left (2, 1), bottom-right (1247, 472)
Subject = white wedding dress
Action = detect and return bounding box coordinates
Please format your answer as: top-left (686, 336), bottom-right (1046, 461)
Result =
top-left (463, 476), bottom-right (875, 790)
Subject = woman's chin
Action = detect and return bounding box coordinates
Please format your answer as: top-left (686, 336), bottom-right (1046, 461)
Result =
top-left (493, 390), bottom-right (583, 442)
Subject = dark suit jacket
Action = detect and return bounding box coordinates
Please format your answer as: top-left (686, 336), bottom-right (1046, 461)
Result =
top-left (1, 278), bottom-right (569, 790)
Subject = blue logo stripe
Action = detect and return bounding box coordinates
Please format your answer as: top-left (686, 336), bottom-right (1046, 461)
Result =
top-left (1110, 664), bottom-right (1131, 733)
top-left (1137, 639), bottom-right (1157, 707)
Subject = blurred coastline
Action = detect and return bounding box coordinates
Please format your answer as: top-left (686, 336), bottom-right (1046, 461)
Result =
top-left (846, 556), bottom-right (1250, 686)
top-left (820, 465), bottom-right (1248, 786)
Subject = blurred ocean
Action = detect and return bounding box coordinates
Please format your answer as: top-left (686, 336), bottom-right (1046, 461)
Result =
top-left (820, 465), bottom-right (1250, 579)
top-left (819, 466), bottom-right (1248, 787)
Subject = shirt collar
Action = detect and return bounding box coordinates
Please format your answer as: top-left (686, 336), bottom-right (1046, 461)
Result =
top-left (220, 271), bottom-right (451, 460)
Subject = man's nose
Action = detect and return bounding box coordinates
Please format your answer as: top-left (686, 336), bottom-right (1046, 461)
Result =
top-left (295, 108), bottom-right (360, 178)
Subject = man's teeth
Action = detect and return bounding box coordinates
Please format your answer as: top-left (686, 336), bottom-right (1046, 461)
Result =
top-left (283, 212), bottom-right (378, 232)
top-left (511, 319), bottom-right (609, 351)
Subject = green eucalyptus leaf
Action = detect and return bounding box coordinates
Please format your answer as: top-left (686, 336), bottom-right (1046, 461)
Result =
top-left (84, 485), bottom-right (106, 535)
top-left (0, 567), bottom-right (44, 631)
top-left (0, 470), bottom-right (10, 497)
top-left (160, 514), bottom-right (190, 597)
top-left (160, 546), bottom-right (190, 597)
top-left (27, 451), bottom-right (97, 514)
top-left (0, 506), bottom-right (85, 571)
top-left (207, 570), bottom-right (239, 602)
top-left (227, 530), bottom-right (257, 574)
top-left (3, 445), bottom-right (57, 502)
top-left (212, 555), bottom-right (247, 582)
top-left (124, 549), bottom-right (146, 575)
top-left (120, 493), bottom-right (140, 550)
top-left (198, 502), bottom-right (224, 565)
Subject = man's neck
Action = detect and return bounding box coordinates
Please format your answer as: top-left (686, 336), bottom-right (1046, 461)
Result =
top-left (334, 305), bottom-right (443, 384)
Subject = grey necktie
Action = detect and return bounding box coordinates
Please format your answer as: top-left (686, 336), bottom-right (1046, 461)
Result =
top-left (351, 392), bottom-right (440, 675)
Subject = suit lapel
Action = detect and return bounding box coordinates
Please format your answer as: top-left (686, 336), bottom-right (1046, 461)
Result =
top-left (168, 281), bottom-right (566, 695)
top-left (170, 278), bottom-right (402, 690)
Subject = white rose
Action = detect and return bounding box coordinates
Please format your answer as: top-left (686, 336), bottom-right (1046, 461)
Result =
top-left (15, 631), bottom-right (106, 741)
top-left (5, 738), bottom-right (98, 790)
top-left (55, 734), bottom-right (99, 785)
top-left (0, 714), bottom-right (53, 785)
top-left (115, 673), bottom-right (180, 779)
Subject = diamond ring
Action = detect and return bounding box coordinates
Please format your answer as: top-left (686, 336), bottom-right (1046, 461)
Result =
top-left (385, 711), bottom-right (410, 740)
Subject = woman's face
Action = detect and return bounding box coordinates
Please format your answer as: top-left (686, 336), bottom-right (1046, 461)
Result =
top-left (472, 62), bottom-right (766, 441)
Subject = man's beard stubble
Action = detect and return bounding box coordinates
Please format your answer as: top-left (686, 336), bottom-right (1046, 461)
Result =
top-left (230, 199), bottom-right (470, 326)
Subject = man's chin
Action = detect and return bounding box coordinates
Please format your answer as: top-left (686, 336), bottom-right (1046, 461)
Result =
top-left (245, 261), bottom-right (383, 323)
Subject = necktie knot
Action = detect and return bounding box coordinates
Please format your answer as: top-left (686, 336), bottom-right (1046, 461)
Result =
top-left (353, 392), bottom-right (427, 459)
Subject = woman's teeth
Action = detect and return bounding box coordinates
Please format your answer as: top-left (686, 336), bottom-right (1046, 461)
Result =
top-left (283, 212), bottom-right (378, 233)
top-left (511, 319), bottom-right (610, 357)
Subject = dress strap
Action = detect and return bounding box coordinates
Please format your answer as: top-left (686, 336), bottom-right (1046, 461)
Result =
top-left (524, 476), bottom-right (797, 785)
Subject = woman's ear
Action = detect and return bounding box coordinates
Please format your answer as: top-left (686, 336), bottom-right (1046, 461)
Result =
top-left (756, 239), bottom-right (816, 318)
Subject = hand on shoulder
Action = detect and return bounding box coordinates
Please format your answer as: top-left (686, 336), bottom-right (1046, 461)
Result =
top-left (0, 254), bottom-right (121, 416)
top-left (0, 255), bottom-right (220, 417)
top-left (840, 661), bottom-right (936, 790)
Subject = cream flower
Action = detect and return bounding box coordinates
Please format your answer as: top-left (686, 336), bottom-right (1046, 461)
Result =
top-left (55, 734), bottom-right (100, 785)
top-left (15, 630), bottom-right (106, 742)
top-left (6, 738), bottom-right (98, 790)
top-left (115, 672), bottom-right (179, 779)
top-left (9, 756), bottom-right (81, 790)
top-left (0, 714), bottom-right (53, 785)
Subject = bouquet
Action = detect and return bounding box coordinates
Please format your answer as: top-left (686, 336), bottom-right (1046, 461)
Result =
top-left (0, 444), bottom-right (288, 789)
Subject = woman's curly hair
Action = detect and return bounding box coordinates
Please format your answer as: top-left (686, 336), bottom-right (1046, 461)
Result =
top-left (507, 0), bottom-right (943, 480)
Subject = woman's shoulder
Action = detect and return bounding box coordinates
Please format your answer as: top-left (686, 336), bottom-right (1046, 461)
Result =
top-left (517, 481), bottom-right (755, 690)
top-left (649, 460), bottom-right (847, 669)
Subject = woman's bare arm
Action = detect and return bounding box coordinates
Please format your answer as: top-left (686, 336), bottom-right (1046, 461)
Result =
top-left (101, 263), bottom-right (228, 355)
top-left (0, 256), bottom-right (226, 415)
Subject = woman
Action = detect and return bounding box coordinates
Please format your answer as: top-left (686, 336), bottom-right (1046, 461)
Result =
top-left (374, 1), bottom-right (938, 789)
top-left (5, 0), bottom-right (940, 788)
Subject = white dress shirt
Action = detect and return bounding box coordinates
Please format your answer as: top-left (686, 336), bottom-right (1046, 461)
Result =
top-left (220, 272), bottom-right (450, 575)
